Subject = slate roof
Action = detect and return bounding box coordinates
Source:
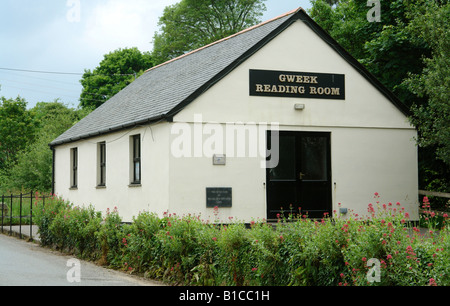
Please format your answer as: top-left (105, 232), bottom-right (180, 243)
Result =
top-left (50, 9), bottom-right (298, 147)
top-left (50, 7), bottom-right (409, 147)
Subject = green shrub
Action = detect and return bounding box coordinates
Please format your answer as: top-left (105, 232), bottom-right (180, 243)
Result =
top-left (35, 197), bottom-right (102, 259)
top-left (33, 194), bottom-right (450, 286)
top-left (95, 207), bottom-right (124, 267)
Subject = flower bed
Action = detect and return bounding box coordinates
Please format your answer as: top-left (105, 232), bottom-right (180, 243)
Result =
top-left (34, 194), bottom-right (449, 286)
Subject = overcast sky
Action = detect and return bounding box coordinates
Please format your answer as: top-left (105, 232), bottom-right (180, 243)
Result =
top-left (0, 0), bottom-right (312, 108)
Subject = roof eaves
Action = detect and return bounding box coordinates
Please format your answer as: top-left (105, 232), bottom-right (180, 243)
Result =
top-left (49, 114), bottom-right (168, 148)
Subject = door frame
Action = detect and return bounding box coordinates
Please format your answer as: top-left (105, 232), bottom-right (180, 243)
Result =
top-left (265, 130), bottom-right (332, 220)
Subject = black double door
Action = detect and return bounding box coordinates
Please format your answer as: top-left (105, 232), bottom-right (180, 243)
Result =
top-left (266, 131), bottom-right (332, 219)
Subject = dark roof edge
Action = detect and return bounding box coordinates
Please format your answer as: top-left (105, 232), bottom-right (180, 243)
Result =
top-left (145, 8), bottom-right (302, 74)
top-left (49, 10), bottom-right (301, 148)
top-left (166, 9), bottom-right (303, 118)
top-left (51, 8), bottom-right (412, 148)
top-left (49, 114), bottom-right (169, 148)
top-left (168, 8), bottom-right (411, 119)
top-left (297, 11), bottom-right (411, 117)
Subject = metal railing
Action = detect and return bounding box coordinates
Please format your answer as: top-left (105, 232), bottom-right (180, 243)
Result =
top-left (0, 192), bottom-right (49, 241)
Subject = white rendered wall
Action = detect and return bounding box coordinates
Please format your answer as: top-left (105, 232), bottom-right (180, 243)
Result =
top-left (171, 19), bottom-right (418, 221)
top-left (54, 19), bottom-right (419, 222)
top-left (166, 123), bottom-right (418, 222)
top-left (54, 123), bottom-right (171, 222)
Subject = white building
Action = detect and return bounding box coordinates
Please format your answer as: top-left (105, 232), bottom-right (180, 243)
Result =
top-left (50, 8), bottom-right (419, 223)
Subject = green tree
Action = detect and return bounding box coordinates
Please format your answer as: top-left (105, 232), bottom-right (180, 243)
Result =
top-left (403, 1), bottom-right (450, 197)
top-left (404, 1), bottom-right (450, 166)
top-left (152, 0), bottom-right (267, 65)
top-left (308, 0), bottom-right (429, 105)
top-left (308, 0), bottom-right (449, 195)
top-left (0, 96), bottom-right (35, 171)
top-left (79, 47), bottom-right (153, 110)
top-left (5, 101), bottom-right (83, 192)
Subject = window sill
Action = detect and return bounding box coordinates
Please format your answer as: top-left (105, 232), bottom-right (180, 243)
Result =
top-left (69, 187), bottom-right (78, 190)
top-left (96, 185), bottom-right (106, 189)
top-left (128, 183), bottom-right (142, 188)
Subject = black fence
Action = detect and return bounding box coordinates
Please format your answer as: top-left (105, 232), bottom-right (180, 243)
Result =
top-left (0, 192), bottom-right (50, 241)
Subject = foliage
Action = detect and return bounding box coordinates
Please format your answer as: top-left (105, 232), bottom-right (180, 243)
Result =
top-left (35, 195), bottom-right (103, 259)
top-left (34, 193), bottom-right (450, 286)
top-left (308, 0), bottom-right (449, 194)
top-left (0, 96), bottom-right (35, 171)
top-left (403, 1), bottom-right (450, 165)
top-left (151, 0), bottom-right (267, 65)
top-left (5, 101), bottom-right (82, 192)
top-left (79, 47), bottom-right (153, 110)
top-left (0, 100), bottom-right (84, 193)
top-left (308, 0), bottom-right (429, 106)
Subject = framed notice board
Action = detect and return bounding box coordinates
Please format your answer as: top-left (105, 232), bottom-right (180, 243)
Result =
top-left (206, 188), bottom-right (232, 208)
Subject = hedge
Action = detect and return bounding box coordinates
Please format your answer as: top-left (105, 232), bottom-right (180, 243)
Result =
top-left (34, 194), bottom-right (449, 286)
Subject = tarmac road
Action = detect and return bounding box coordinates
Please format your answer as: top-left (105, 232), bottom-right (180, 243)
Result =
top-left (0, 233), bottom-right (164, 286)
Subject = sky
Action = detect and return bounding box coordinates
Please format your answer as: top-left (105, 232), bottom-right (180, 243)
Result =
top-left (0, 0), bottom-right (312, 109)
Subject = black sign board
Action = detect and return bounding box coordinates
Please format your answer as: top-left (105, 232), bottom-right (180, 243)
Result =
top-left (249, 69), bottom-right (345, 100)
top-left (206, 188), bottom-right (232, 208)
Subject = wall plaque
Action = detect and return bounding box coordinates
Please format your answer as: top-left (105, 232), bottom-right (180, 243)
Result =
top-left (213, 154), bottom-right (226, 165)
top-left (250, 69), bottom-right (345, 100)
top-left (206, 187), bottom-right (232, 208)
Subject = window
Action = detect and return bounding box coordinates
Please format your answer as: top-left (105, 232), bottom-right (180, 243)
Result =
top-left (131, 135), bottom-right (141, 184)
top-left (98, 142), bottom-right (106, 187)
top-left (71, 148), bottom-right (78, 188)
